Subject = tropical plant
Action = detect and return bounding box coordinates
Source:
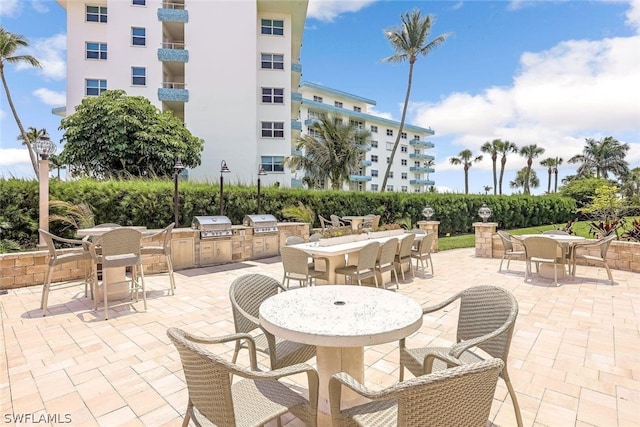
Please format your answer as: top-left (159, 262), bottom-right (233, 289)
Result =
top-left (281, 202), bottom-right (315, 224)
top-left (480, 139), bottom-right (503, 195)
top-left (449, 149), bottom-right (483, 194)
top-left (379, 9), bottom-right (450, 192)
top-left (483, 185), bottom-right (492, 195)
top-left (620, 167), bottom-right (640, 205)
top-left (0, 220), bottom-right (21, 253)
top-left (559, 177), bottom-right (612, 208)
top-left (0, 27), bottom-right (41, 178)
top-left (285, 114), bottom-right (370, 190)
top-left (539, 157), bottom-right (562, 194)
top-left (568, 136), bottom-right (630, 180)
top-left (49, 200), bottom-right (96, 231)
top-left (59, 90), bottom-right (204, 179)
top-left (621, 218), bottom-right (640, 242)
top-left (519, 144), bottom-right (545, 195)
top-left (510, 167), bottom-right (539, 192)
top-left (497, 140), bottom-right (518, 195)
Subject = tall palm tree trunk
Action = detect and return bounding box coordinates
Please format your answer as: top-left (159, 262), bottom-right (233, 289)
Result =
top-left (554, 169), bottom-right (559, 193)
top-left (464, 165), bottom-right (469, 194)
top-left (524, 159), bottom-right (532, 195)
top-left (491, 156), bottom-right (497, 195)
top-left (499, 158), bottom-right (507, 195)
top-left (547, 169), bottom-right (552, 193)
top-left (381, 59), bottom-right (414, 192)
top-left (0, 69), bottom-right (39, 178)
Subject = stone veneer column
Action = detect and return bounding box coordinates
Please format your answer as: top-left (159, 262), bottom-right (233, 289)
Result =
top-left (473, 222), bottom-right (498, 258)
top-left (417, 220), bottom-right (440, 252)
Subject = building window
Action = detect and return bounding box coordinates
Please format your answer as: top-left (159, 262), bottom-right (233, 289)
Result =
top-left (262, 87), bottom-right (284, 104)
top-left (386, 142), bottom-right (393, 151)
top-left (401, 132), bottom-right (407, 139)
top-left (309, 128), bottom-right (321, 138)
top-left (414, 149), bottom-right (421, 155)
top-left (132, 0), bottom-right (145, 5)
top-left (261, 156), bottom-right (285, 172)
top-left (401, 145), bottom-right (408, 153)
top-left (313, 95), bottom-right (323, 103)
top-left (370, 125), bottom-right (378, 133)
top-left (371, 169), bottom-right (379, 177)
top-left (132, 67), bottom-right (146, 86)
top-left (389, 171), bottom-right (394, 178)
top-left (353, 106), bottom-right (361, 112)
top-left (261, 53), bottom-right (284, 70)
top-left (261, 19), bottom-right (284, 35)
top-left (401, 159), bottom-right (407, 166)
top-left (86, 79), bottom-right (107, 96)
top-left (261, 121), bottom-right (284, 138)
top-left (86, 5), bottom-right (107, 22)
top-left (132, 27), bottom-right (146, 46)
top-left (386, 185), bottom-right (393, 191)
top-left (414, 188), bottom-right (421, 193)
top-left (370, 140), bottom-right (378, 148)
top-left (401, 172), bottom-right (407, 179)
top-left (350, 120), bottom-right (363, 130)
top-left (386, 129), bottom-right (393, 136)
top-left (86, 42), bottom-right (107, 60)
top-left (414, 161), bottom-right (421, 167)
top-left (371, 155), bottom-right (378, 163)
top-left (387, 157), bottom-right (390, 164)
top-left (334, 101), bottom-right (343, 108)
top-left (414, 135), bottom-right (420, 141)
top-left (371, 184), bottom-right (379, 191)
top-left (401, 186), bottom-right (408, 193)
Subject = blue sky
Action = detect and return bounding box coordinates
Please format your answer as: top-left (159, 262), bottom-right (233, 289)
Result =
top-left (1, 0), bottom-right (639, 194)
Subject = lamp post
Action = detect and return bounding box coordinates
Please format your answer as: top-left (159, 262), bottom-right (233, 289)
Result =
top-left (173, 158), bottom-right (185, 226)
top-left (422, 203), bottom-right (435, 221)
top-left (478, 203), bottom-right (492, 222)
top-left (33, 131), bottom-right (57, 247)
top-left (219, 160), bottom-right (230, 215)
top-left (256, 165), bottom-right (267, 214)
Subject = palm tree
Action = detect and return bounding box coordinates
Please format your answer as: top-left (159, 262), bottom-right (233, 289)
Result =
top-left (285, 115), bottom-right (370, 190)
top-left (553, 157), bottom-right (563, 193)
top-left (449, 149), bottom-right (483, 194)
top-left (379, 9), bottom-right (450, 192)
top-left (510, 167), bottom-right (540, 193)
top-left (483, 185), bottom-right (492, 195)
top-left (0, 27), bottom-right (41, 178)
top-left (568, 136), bottom-right (630, 179)
top-left (480, 139), bottom-right (502, 195)
top-left (497, 140), bottom-right (518, 195)
top-left (539, 157), bottom-right (556, 194)
top-left (519, 144), bottom-right (545, 195)
top-left (424, 158), bottom-right (435, 182)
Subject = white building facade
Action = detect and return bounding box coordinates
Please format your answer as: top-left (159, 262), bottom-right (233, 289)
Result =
top-left (55, 0), bottom-right (434, 191)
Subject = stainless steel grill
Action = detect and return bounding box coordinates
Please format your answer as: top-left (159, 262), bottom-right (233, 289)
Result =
top-left (191, 215), bottom-right (233, 238)
top-left (243, 214), bottom-right (279, 234)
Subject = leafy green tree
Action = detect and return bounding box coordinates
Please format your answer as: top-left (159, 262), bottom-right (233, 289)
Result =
top-left (380, 9), bottom-right (450, 192)
top-left (510, 167), bottom-right (539, 192)
top-left (620, 167), bottom-right (640, 205)
top-left (480, 139), bottom-right (501, 195)
top-left (59, 90), bottom-right (203, 178)
top-left (497, 140), bottom-right (518, 195)
top-left (559, 177), bottom-right (611, 208)
top-left (449, 149), bottom-right (483, 194)
top-left (483, 185), bottom-right (492, 195)
top-left (0, 27), bottom-right (41, 178)
top-left (540, 157), bottom-right (562, 194)
top-left (568, 136), bottom-right (629, 179)
top-left (519, 144), bottom-right (545, 195)
top-left (285, 115), bottom-right (370, 190)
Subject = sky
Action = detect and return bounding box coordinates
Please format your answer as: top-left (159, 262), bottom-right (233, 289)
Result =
top-left (1, 0), bottom-right (639, 195)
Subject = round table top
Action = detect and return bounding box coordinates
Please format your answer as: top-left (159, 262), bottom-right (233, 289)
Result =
top-left (519, 234), bottom-right (586, 242)
top-left (259, 285), bottom-right (423, 348)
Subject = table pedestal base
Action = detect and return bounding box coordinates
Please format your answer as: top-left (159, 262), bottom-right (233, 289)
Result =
top-left (539, 263), bottom-right (567, 280)
top-left (94, 267), bottom-right (132, 301)
top-left (316, 346), bottom-right (364, 425)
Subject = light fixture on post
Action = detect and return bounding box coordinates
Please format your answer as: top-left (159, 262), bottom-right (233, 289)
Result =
top-left (257, 164), bottom-right (267, 214)
top-left (422, 203), bottom-right (435, 221)
top-left (478, 203), bottom-right (492, 222)
top-left (173, 158), bottom-right (185, 226)
top-left (33, 131), bottom-right (57, 247)
top-left (219, 160), bottom-right (231, 215)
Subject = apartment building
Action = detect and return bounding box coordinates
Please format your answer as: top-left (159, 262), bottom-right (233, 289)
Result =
top-left (54, 0), bottom-right (435, 191)
top-left (298, 82), bottom-right (435, 192)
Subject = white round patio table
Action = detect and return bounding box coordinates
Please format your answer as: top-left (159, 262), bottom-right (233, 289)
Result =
top-left (259, 285), bottom-right (423, 424)
top-left (519, 234), bottom-right (585, 279)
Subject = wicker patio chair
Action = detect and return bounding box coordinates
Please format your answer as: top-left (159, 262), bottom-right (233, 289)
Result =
top-left (330, 358), bottom-right (504, 427)
top-left (140, 222), bottom-right (175, 295)
top-left (318, 215), bottom-right (333, 231)
top-left (39, 229), bottom-right (92, 316)
top-left (394, 233), bottom-right (415, 282)
top-left (399, 285), bottom-right (523, 427)
top-left (330, 214), bottom-right (346, 228)
top-left (285, 235), bottom-right (305, 246)
top-left (410, 231), bottom-right (436, 276)
top-left (309, 233), bottom-right (323, 242)
top-left (167, 327), bottom-right (319, 427)
top-left (229, 274), bottom-right (316, 370)
top-left (335, 241), bottom-right (380, 286)
top-left (497, 230), bottom-right (526, 272)
top-left (89, 228), bottom-right (146, 320)
top-left (571, 234), bottom-right (616, 284)
top-left (375, 238), bottom-right (399, 289)
top-left (281, 246), bottom-right (329, 288)
top-left (522, 236), bottom-right (567, 286)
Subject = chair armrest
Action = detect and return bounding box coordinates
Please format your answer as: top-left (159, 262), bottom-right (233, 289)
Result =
top-left (421, 292), bottom-right (461, 314)
top-left (423, 350), bottom-right (463, 373)
top-left (55, 235), bottom-right (91, 248)
top-left (182, 331), bottom-right (260, 370)
top-left (312, 255), bottom-right (330, 269)
top-left (141, 228), bottom-right (164, 239)
top-left (329, 372), bottom-right (401, 415)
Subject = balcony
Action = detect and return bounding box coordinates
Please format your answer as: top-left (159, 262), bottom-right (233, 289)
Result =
top-left (349, 175), bottom-right (372, 182)
top-left (291, 178), bottom-right (303, 188)
top-left (361, 160), bottom-right (372, 167)
top-left (158, 2), bottom-right (188, 22)
top-left (409, 139), bottom-right (435, 148)
top-left (291, 120), bottom-right (302, 131)
top-left (51, 105), bottom-right (66, 117)
top-left (291, 149), bottom-right (302, 156)
top-left (292, 62), bottom-right (302, 88)
top-left (359, 144), bottom-right (372, 152)
top-left (409, 153), bottom-right (435, 161)
top-left (409, 166), bottom-right (435, 173)
top-left (291, 92), bottom-right (302, 103)
top-left (291, 62), bottom-right (302, 74)
top-left (410, 179), bottom-right (435, 186)
top-left (158, 82), bottom-right (188, 102)
top-left (304, 118), bottom-right (320, 126)
top-left (157, 43), bottom-right (188, 62)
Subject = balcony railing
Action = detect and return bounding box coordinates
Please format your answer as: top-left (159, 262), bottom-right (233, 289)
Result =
top-left (409, 153), bottom-right (435, 161)
top-left (158, 83), bottom-right (188, 102)
top-left (158, 3), bottom-right (188, 22)
top-left (409, 139), bottom-right (435, 148)
top-left (410, 179), bottom-right (435, 186)
top-left (291, 120), bottom-right (302, 131)
top-left (349, 175), bottom-right (372, 182)
top-left (409, 166), bottom-right (435, 173)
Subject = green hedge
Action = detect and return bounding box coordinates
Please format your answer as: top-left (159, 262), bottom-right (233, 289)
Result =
top-left (0, 178), bottom-right (576, 249)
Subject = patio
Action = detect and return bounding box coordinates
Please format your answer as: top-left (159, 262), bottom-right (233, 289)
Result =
top-left (0, 247), bottom-right (638, 426)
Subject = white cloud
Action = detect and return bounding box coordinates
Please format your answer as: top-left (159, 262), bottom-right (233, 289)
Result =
top-left (0, 148), bottom-right (30, 166)
top-left (367, 107), bottom-right (393, 120)
top-left (33, 88), bottom-right (66, 106)
top-left (15, 34), bottom-right (66, 80)
top-left (30, 0), bottom-right (49, 13)
top-left (0, 0), bottom-right (20, 17)
top-left (625, 0), bottom-right (640, 32)
top-left (307, 0), bottom-right (376, 22)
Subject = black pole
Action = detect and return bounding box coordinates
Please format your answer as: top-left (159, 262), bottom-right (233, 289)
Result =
top-left (174, 171), bottom-right (179, 225)
top-left (257, 177), bottom-right (262, 214)
top-left (219, 174), bottom-right (224, 216)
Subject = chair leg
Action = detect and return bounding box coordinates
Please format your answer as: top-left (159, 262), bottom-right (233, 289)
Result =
top-left (499, 255), bottom-right (505, 272)
top-left (604, 262), bottom-right (613, 284)
top-left (138, 265), bottom-right (147, 311)
top-left (167, 255), bottom-right (176, 295)
top-left (103, 275), bottom-right (109, 320)
top-left (40, 266), bottom-right (53, 315)
top-left (503, 370), bottom-right (524, 427)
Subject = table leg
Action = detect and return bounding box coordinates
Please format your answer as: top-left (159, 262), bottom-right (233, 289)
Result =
top-left (539, 263), bottom-right (567, 279)
top-left (316, 346), bottom-right (364, 425)
top-left (96, 267), bottom-right (132, 301)
top-left (315, 254), bottom-right (347, 285)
